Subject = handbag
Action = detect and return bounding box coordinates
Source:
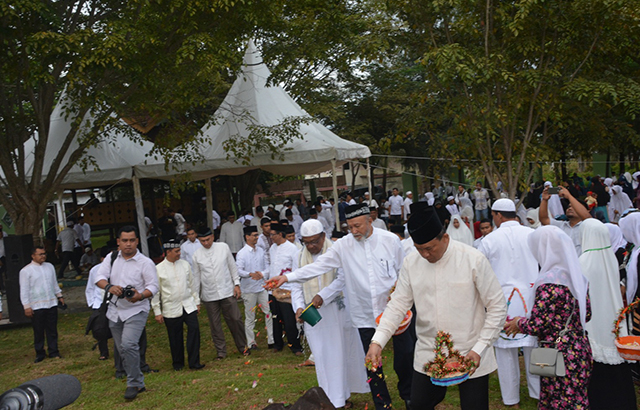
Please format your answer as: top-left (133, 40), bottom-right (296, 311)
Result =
top-left (272, 288), bottom-right (292, 304)
top-left (528, 304), bottom-right (575, 378)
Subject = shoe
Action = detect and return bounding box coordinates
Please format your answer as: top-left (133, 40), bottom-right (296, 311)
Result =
top-left (215, 356), bottom-right (225, 361)
top-left (272, 348), bottom-right (282, 353)
top-left (34, 356), bottom-right (45, 363)
top-left (243, 349), bottom-right (251, 356)
top-left (250, 344), bottom-right (259, 351)
top-left (268, 343), bottom-right (275, 349)
top-left (99, 356), bottom-right (108, 360)
top-left (115, 372), bottom-right (126, 379)
top-left (293, 351), bottom-right (304, 357)
top-left (173, 366), bottom-right (184, 371)
top-left (142, 367), bottom-right (159, 373)
top-left (124, 386), bottom-right (146, 400)
top-left (49, 354), bottom-right (62, 359)
top-left (189, 364), bottom-right (205, 370)
top-left (297, 359), bottom-right (315, 367)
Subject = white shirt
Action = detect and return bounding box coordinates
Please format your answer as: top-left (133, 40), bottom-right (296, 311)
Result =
top-left (348, 199), bottom-right (357, 205)
top-left (445, 204), bottom-right (459, 215)
top-left (174, 213), bottom-right (186, 236)
top-left (320, 203), bottom-right (335, 228)
top-left (291, 249), bottom-right (346, 311)
top-left (0, 231), bottom-right (7, 258)
top-left (402, 237), bottom-right (415, 256)
top-left (192, 243), bottom-right (240, 302)
top-left (212, 210), bottom-right (221, 230)
top-left (269, 240), bottom-right (299, 292)
top-left (219, 220), bottom-right (244, 253)
top-left (79, 222), bottom-right (91, 245)
top-left (474, 188), bottom-right (490, 210)
top-left (478, 220), bottom-right (538, 348)
top-left (250, 215), bottom-right (263, 234)
top-left (364, 199), bottom-right (379, 209)
top-left (180, 238), bottom-right (202, 268)
top-left (290, 215), bottom-right (304, 238)
top-left (286, 228), bottom-right (404, 328)
top-left (74, 224), bottom-right (85, 247)
top-left (372, 240), bottom-right (506, 378)
top-left (95, 250), bottom-right (159, 322)
top-left (403, 197), bottom-right (413, 217)
top-left (57, 228), bottom-right (79, 252)
top-left (549, 219), bottom-right (583, 255)
top-left (152, 258), bottom-right (199, 318)
top-left (316, 215), bottom-right (333, 238)
top-left (20, 261), bottom-right (62, 310)
top-left (236, 244), bottom-right (270, 294)
top-left (86, 263), bottom-right (105, 309)
top-left (371, 218), bottom-right (387, 231)
top-left (455, 191), bottom-right (469, 204)
top-left (388, 195), bottom-right (403, 216)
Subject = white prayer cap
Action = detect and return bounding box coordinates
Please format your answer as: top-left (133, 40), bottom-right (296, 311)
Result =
top-left (406, 191), bottom-right (412, 195)
top-left (300, 219), bottom-right (324, 237)
top-left (492, 198), bottom-right (516, 212)
top-left (66, 220), bottom-right (74, 227)
top-left (544, 181), bottom-right (552, 187)
top-left (447, 196), bottom-right (454, 201)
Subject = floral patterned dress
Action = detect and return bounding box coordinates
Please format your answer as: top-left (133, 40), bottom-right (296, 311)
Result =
top-left (518, 284), bottom-right (593, 409)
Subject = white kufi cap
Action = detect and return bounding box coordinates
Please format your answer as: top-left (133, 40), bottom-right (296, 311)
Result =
top-left (300, 219), bottom-right (324, 237)
top-left (492, 198), bottom-right (516, 212)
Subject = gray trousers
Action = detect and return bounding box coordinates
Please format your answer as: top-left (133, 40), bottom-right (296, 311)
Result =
top-left (109, 311), bottom-right (148, 388)
top-left (203, 297), bottom-right (247, 357)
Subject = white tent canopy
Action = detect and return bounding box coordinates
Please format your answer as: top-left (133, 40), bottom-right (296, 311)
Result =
top-left (17, 98), bottom-right (155, 190)
top-left (133, 39), bottom-right (371, 180)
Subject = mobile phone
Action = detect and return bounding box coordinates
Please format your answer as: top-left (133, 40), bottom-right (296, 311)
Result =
top-left (547, 187), bottom-right (560, 195)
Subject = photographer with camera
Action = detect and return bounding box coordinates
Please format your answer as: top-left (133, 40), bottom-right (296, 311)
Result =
top-left (95, 226), bottom-right (159, 401)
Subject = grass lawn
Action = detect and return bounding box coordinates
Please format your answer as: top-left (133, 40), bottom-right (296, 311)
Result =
top-left (0, 301), bottom-right (544, 409)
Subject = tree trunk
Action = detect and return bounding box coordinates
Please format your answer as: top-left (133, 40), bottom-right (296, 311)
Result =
top-left (619, 152), bottom-right (625, 175)
top-left (231, 170), bottom-right (261, 212)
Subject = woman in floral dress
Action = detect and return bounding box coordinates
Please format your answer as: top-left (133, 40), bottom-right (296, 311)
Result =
top-left (505, 225), bottom-right (592, 409)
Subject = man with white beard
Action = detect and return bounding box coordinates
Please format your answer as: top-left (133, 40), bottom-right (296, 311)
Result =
top-left (291, 220), bottom-right (369, 408)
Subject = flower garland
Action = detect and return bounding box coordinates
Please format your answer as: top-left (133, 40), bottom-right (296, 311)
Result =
top-left (424, 331), bottom-right (476, 379)
top-left (613, 297), bottom-right (640, 338)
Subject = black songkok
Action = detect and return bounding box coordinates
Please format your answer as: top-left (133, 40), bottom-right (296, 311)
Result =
top-left (243, 226), bottom-right (258, 236)
top-left (407, 207), bottom-right (443, 245)
top-left (345, 204), bottom-right (370, 219)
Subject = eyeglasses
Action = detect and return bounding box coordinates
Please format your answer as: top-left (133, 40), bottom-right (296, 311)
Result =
top-left (302, 237), bottom-right (323, 247)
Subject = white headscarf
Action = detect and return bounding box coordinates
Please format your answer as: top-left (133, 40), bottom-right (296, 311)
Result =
top-left (425, 192), bottom-right (435, 206)
top-left (579, 219), bottom-right (625, 364)
top-left (526, 208), bottom-right (541, 229)
top-left (604, 177), bottom-right (614, 188)
top-left (459, 197), bottom-right (474, 222)
top-left (609, 185), bottom-right (633, 223)
top-left (605, 223), bottom-right (627, 251)
top-left (528, 225), bottom-right (590, 330)
top-left (619, 212), bottom-right (640, 304)
top-left (624, 172), bottom-right (633, 185)
top-left (633, 171), bottom-right (640, 190)
top-left (446, 215), bottom-right (474, 246)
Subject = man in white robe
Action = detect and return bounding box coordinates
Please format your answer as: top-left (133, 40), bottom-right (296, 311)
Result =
top-left (370, 207), bottom-right (387, 231)
top-left (291, 219), bottom-right (370, 408)
top-left (192, 228), bottom-right (248, 358)
top-left (180, 227), bottom-right (202, 269)
top-left (285, 209), bottom-right (304, 239)
top-left (152, 240), bottom-right (203, 371)
top-left (236, 226), bottom-right (274, 350)
top-left (273, 204), bottom-right (414, 410)
top-left (310, 207), bottom-right (332, 238)
top-left (219, 212), bottom-right (245, 256)
top-left (477, 199), bottom-right (540, 406)
top-left (250, 206), bottom-right (265, 234)
top-left (367, 205), bottom-right (506, 409)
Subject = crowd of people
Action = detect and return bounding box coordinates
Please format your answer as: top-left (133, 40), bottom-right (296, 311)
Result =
top-left (11, 170), bottom-right (640, 409)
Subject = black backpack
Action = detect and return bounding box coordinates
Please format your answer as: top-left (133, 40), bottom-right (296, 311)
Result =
top-left (85, 251), bottom-right (117, 342)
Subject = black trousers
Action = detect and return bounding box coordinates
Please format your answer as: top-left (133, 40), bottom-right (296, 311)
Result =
top-left (164, 309), bottom-right (201, 369)
top-left (359, 328), bottom-right (393, 409)
top-left (57, 251), bottom-right (81, 279)
top-left (32, 307), bottom-right (59, 359)
top-left (392, 321), bottom-right (416, 401)
top-left (114, 327), bottom-right (151, 374)
top-left (270, 296), bottom-right (302, 352)
top-left (410, 370), bottom-right (489, 410)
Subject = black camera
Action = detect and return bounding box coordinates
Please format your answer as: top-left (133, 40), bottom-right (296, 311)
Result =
top-left (121, 285), bottom-right (136, 299)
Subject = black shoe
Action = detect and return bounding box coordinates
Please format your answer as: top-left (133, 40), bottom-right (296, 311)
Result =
top-left (250, 344), bottom-right (259, 351)
top-left (115, 372), bottom-right (126, 379)
top-left (124, 386), bottom-right (145, 400)
top-left (142, 367), bottom-right (159, 373)
top-left (34, 356), bottom-right (45, 363)
top-left (173, 366), bottom-right (184, 371)
top-left (267, 343), bottom-right (275, 349)
top-left (189, 364), bottom-right (205, 370)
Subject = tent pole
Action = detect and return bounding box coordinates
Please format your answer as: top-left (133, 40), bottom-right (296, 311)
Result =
top-left (331, 159), bottom-right (340, 231)
top-left (56, 192), bottom-right (65, 232)
top-left (132, 175), bottom-right (149, 256)
top-left (367, 158), bottom-right (373, 203)
top-left (205, 178), bottom-right (214, 229)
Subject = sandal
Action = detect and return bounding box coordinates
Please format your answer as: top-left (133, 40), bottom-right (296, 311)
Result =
top-left (99, 356), bottom-right (108, 361)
